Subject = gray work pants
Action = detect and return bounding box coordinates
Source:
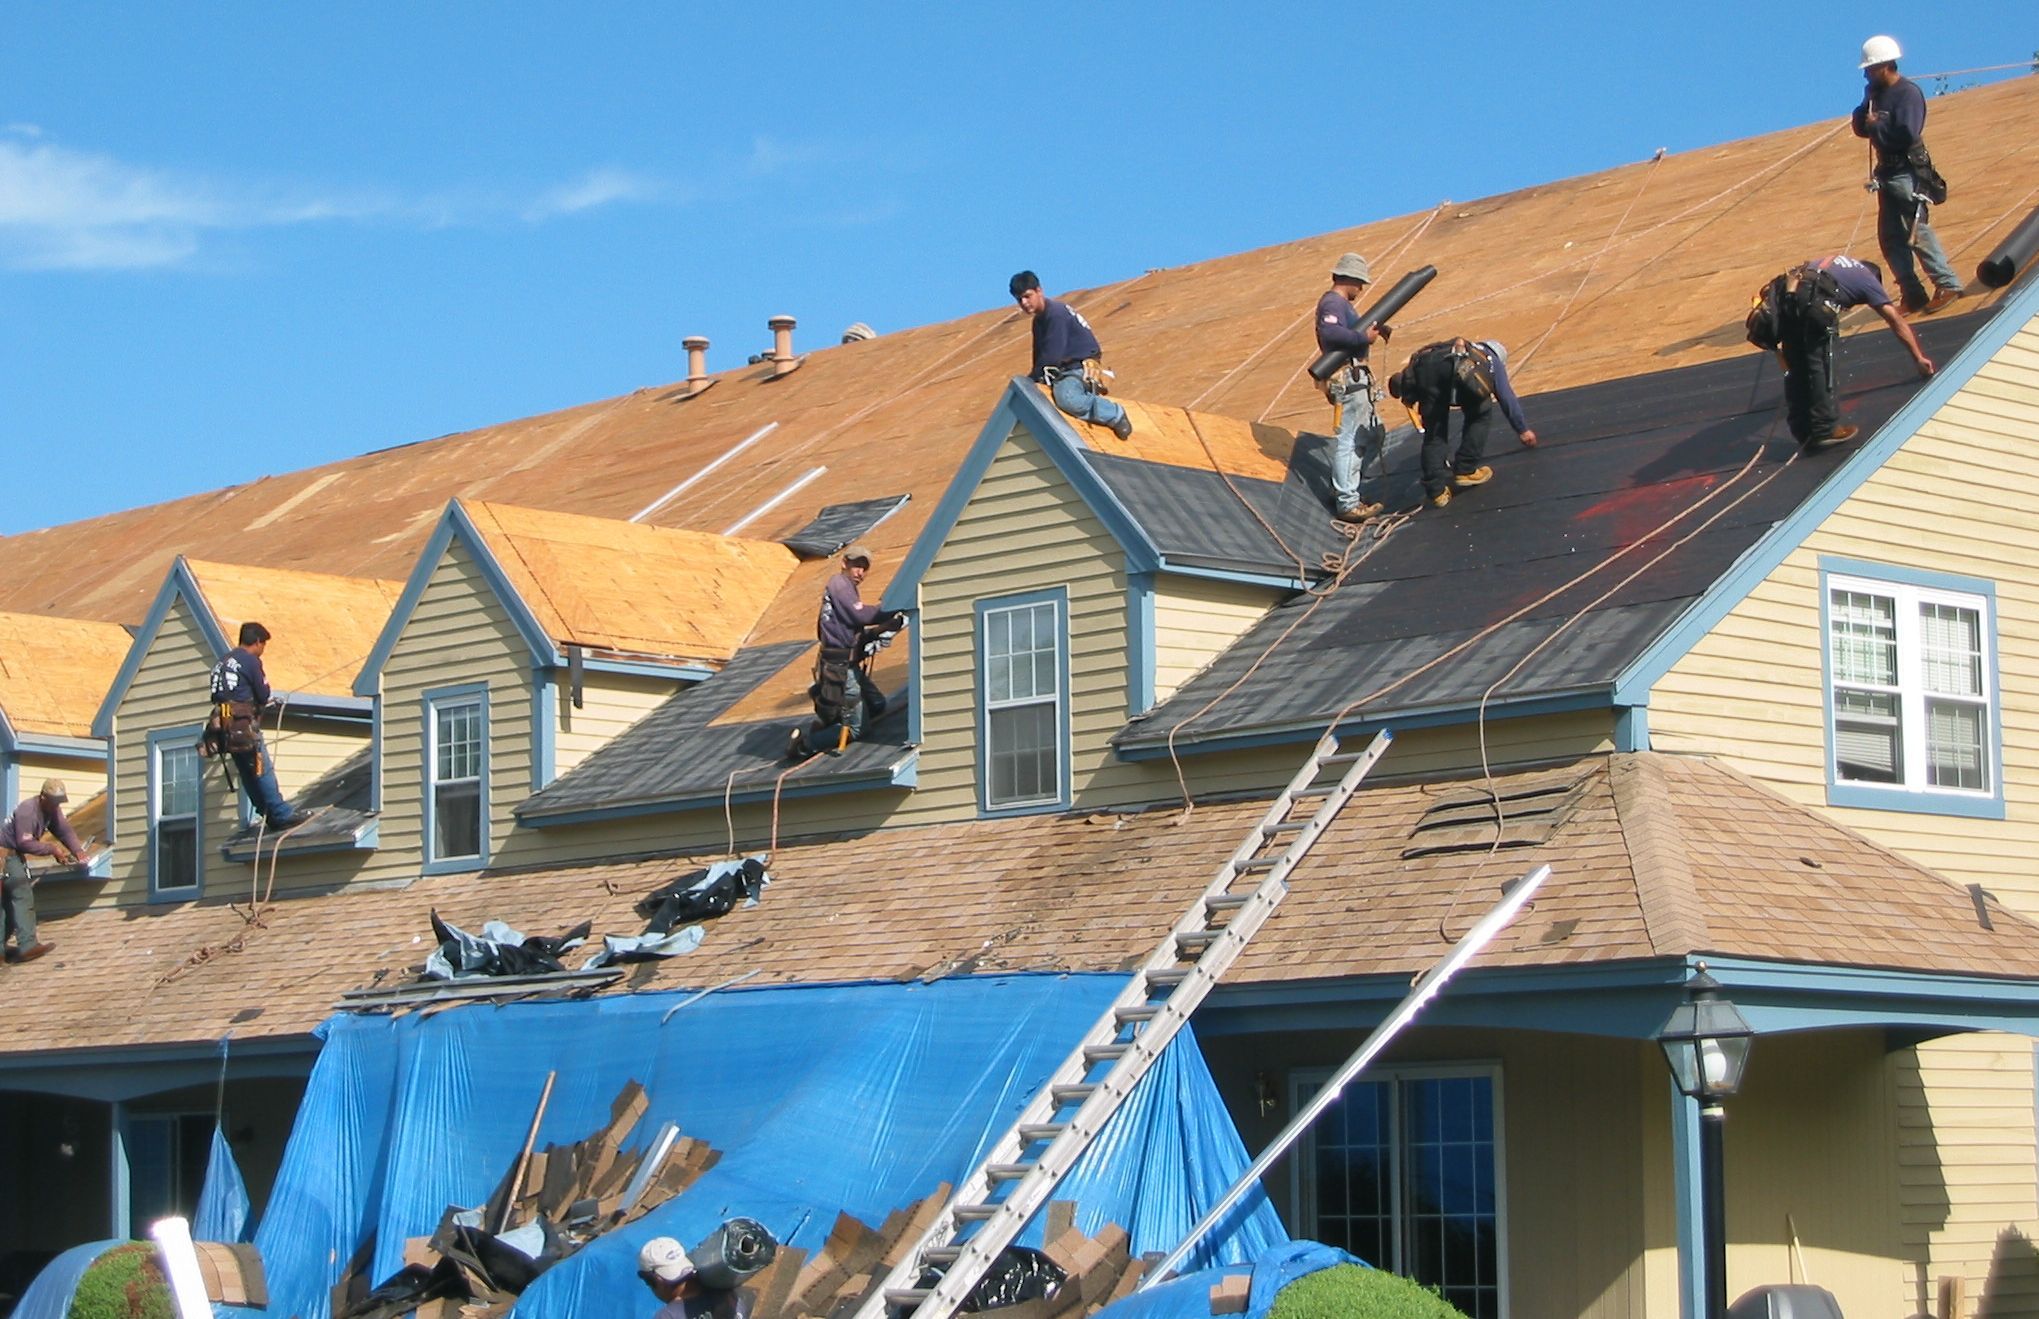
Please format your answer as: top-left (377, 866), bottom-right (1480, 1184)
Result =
top-left (1876, 171), bottom-right (1963, 306)
top-left (2, 853), bottom-right (38, 951)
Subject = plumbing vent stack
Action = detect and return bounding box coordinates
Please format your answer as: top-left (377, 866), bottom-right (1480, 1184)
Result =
top-left (682, 336), bottom-right (714, 399)
top-left (768, 315), bottom-right (802, 378)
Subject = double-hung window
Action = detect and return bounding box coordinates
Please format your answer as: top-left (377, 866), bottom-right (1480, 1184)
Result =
top-left (424, 686), bottom-right (487, 869)
top-left (1825, 567), bottom-right (1996, 811)
top-left (1293, 1066), bottom-right (1506, 1319)
top-left (978, 591), bottom-right (1068, 812)
top-left (150, 733), bottom-right (203, 897)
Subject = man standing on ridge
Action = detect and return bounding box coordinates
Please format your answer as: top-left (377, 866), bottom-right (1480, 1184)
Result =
top-left (1852, 34), bottom-right (1964, 314)
top-left (1011, 271), bottom-right (1134, 441)
top-left (1, 778), bottom-right (82, 964)
top-left (207, 621), bottom-right (308, 830)
top-left (1766, 254), bottom-right (1934, 450)
top-left (1315, 252), bottom-right (1387, 524)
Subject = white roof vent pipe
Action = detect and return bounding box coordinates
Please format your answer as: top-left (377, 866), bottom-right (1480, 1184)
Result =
top-left (767, 315), bottom-right (803, 378)
top-left (681, 335), bottom-right (714, 399)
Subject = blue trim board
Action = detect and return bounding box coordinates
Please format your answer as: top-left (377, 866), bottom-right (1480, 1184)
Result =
top-left (881, 380), bottom-right (1162, 614)
top-left (369, 702), bottom-right (384, 813)
top-left (419, 680), bottom-right (491, 875)
top-left (1614, 704), bottom-right (1649, 752)
top-left (1155, 559), bottom-right (1307, 591)
top-left (353, 501), bottom-right (561, 697)
top-left (1, 756), bottom-right (16, 823)
top-left (531, 666), bottom-right (558, 789)
top-left (1817, 555), bottom-right (2005, 821)
top-left (1114, 688), bottom-right (1610, 760)
top-left (1126, 570), bottom-right (1156, 715)
top-left (516, 755), bottom-right (918, 828)
top-left (907, 613), bottom-right (924, 744)
top-left (1613, 274), bottom-right (2039, 707)
top-left (0, 1035), bottom-right (318, 1103)
top-left (93, 558), bottom-right (230, 738)
top-left (578, 657), bottom-right (716, 682)
top-left (144, 724), bottom-right (206, 902)
top-left (1670, 1082), bottom-right (1704, 1319)
top-left (974, 585), bottom-right (1074, 818)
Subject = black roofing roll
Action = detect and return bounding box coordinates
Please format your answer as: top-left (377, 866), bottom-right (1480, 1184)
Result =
top-left (1308, 265), bottom-right (1439, 381)
top-left (1977, 203), bottom-right (2039, 289)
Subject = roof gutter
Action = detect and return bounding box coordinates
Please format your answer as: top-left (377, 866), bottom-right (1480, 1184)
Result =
top-left (516, 751), bottom-right (918, 828)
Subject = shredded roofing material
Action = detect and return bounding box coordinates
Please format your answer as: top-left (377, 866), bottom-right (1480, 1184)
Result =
top-left (781, 494), bottom-right (912, 559)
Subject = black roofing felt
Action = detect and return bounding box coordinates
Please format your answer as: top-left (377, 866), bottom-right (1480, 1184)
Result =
top-left (1083, 451), bottom-right (1351, 578)
top-left (223, 745), bottom-right (375, 858)
top-left (1117, 306), bottom-right (1996, 749)
top-left (782, 495), bottom-right (911, 559)
top-left (518, 639), bottom-right (914, 820)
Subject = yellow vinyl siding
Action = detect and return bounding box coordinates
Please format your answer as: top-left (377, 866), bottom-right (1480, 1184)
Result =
top-left (266, 716), bottom-right (368, 800)
top-left (15, 753), bottom-right (106, 814)
top-left (1152, 577), bottom-right (1285, 704)
top-left (367, 539), bottom-right (535, 880)
top-left (554, 672), bottom-right (684, 778)
top-left (1646, 313), bottom-right (2039, 1315)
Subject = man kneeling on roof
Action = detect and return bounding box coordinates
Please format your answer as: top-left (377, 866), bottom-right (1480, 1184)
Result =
top-left (1011, 270), bottom-right (1135, 441)
top-left (1387, 338), bottom-right (1537, 509)
top-left (1316, 252), bottom-right (1389, 524)
top-left (790, 544), bottom-right (907, 759)
top-left (1754, 255), bottom-right (1934, 451)
top-left (1, 778), bottom-right (82, 965)
top-left (639, 1237), bottom-right (751, 1319)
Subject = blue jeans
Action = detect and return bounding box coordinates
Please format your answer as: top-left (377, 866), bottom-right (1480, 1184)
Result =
top-left (1050, 371), bottom-right (1126, 429)
top-left (1876, 171), bottom-right (1962, 304)
top-left (1328, 377), bottom-right (1381, 512)
top-left (232, 739), bottom-right (295, 824)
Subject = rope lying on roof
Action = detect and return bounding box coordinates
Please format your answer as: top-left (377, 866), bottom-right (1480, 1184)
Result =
top-left (1512, 149), bottom-right (1669, 378)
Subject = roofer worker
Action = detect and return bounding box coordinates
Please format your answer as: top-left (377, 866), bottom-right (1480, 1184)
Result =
top-left (1852, 35), bottom-right (1964, 315)
top-left (639, 1237), bottom-right (752, 1319)
top-left (1317, 253), bottom-right (1388, 524)
top-left (1391, 338), bottom-right (1537, 509)
top-left (1011, 271), bottom-right (1134, 442)
top-left (1768, 255), bottom-right (1934, 450)
top-left (207, 622), bottom-right (308, 830)
top-left (1, 779), bottom-right (81, 964)
top-left (790, 544), bottom-right (906, 759)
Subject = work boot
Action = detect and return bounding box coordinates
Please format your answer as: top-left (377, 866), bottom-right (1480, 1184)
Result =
top-left (1333, 501), bottom-right (1384, 524)
top-left (786, 727), bottom-right (810, 760)
top-left (1109, 413), bottom-right (1134, 442)
top-left (269, 811), bottom-right (311, 830)
top-left (1451, 466), bottom-right (1494, 489)
top-left (15, 942), bottom-right (53, 964)
top-left (1428, 488), bottom-right (1452, 509)
top-left (1923, 288), bottom-right (1962, 315)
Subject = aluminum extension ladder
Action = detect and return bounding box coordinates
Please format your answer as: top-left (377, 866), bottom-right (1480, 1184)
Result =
top-left (853, 728), bottom-right (1396, 1319)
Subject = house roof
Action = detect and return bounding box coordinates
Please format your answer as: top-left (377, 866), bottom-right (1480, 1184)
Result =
top-left (182, 558), bottom-right (403, 699)
top-left (222, 745), bottom-right (375, 861)
top-left (10, 750), bottom-right (2039, 1059)
top-left (1115, 303), bottom-right (2010, 751)
top-left (0, 611), bottom-right (133, 741)
top-left (0, 76), bottom-right (2031, 662)
top-left (460, 501), bottom-right (801, 664)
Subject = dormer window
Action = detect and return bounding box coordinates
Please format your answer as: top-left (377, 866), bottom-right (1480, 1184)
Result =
top-left (424, 684), bottom-right (488, 871)
top-left (977, 590), bottom-right (1069, 814)
top-left (149, 731), bottom-right (203, 897)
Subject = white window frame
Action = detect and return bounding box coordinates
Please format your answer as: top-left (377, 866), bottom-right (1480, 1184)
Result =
top-left (422, 685), bottom-right (488, 871)
top-left (149, 730), bottom-right (204, 898)
top-left (977, 590), bottom-right (1069, 814)
top-left (1824, 571), bottom-right (1996, 805)
top-left (1291, 1063), bottom-right (1509, 1319)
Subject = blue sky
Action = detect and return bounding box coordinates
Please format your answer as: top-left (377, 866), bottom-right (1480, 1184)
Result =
top-left (0, 3), bottom-right (2024, 533)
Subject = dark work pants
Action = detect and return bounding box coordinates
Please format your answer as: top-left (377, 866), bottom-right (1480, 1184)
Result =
top-left (809, 662), bottom-right (865, 750)
top-left (1416, 354), bottom-right (1493, 498)
top-left (1780, 320), bottom-right (1838, 445)
top-left (2, 853), bottom-right (38, 950)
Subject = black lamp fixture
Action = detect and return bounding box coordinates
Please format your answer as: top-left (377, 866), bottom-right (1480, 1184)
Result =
top-left (1657, 963), bottom-right (1755, 1319)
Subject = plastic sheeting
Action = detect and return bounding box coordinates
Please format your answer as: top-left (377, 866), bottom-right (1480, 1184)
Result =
top-left (195, 1122), bottom-right (253, 1243)
top-left (8, 1238), bottom-right (121, 1319)
top-left (252, 973), bottom-right (1285, 1319)
top-left (1092, 1242), bottom-right (1363, 1319)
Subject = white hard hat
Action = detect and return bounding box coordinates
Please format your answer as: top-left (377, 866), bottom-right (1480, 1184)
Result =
top-left (1860, 35), bottom-right (1901, 68)
top-left (638, 1238), bottom-right (695, 1283)
top-left (1478, 340), bottom-right (1508, 367)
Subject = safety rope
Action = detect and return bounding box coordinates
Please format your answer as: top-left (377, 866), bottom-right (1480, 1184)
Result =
top-left (1512, 150), bottom-right (1668, 376)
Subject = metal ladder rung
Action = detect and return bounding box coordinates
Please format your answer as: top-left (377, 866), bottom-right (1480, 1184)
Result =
top-left (952, 1204), bottom-right (999, 1222)
top-left (1018, 1122), bottom-right (1067, 1141)
top-left (1051, 1083), bottom-right (1097, 1103)
top-left (920, 1246), bottom-right (962, 1268)
top-left (1114, 1006), bottom-right (1160, 1025)
top-left (1205, 894), bottom-right (1251, 913)
top-left (985, 1162), bottom-right (1034, 1181)
top-left (1084, 1042), bottom-right (1130, 1062)
top-left (887, 1290), bottom-right (934, 1306)
top-left (1146, 969), bottom-right (1189, 989)
top-left (1175, 930), bottom-right (1217, 953)
top-left (1262, 819), bottom-right (1308, 835)
top-left (1318, 750), bottom-right (1371, 766)
top-left (1236, 857), bottom-right (1280, 872)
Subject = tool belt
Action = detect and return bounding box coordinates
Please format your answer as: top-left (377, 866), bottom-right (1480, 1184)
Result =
top-left (1389, 339), bottom-right (1494, 409)
top-left (1876, 142), bottom-right (1949, 204)
top-left (205, 700), bottom-right (260, 756)
top-left (1321, 361), bottom-right (1373, 403)
top-left (809, 646), bottom-right (854, 725)
top-left (1044, 359), bottom-right (1109, 394)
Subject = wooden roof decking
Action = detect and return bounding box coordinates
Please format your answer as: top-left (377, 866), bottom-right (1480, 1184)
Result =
top-left (461, 501), bottom-right (801, 665)
top-left (182, 559), bottom-right (403, 699)
top-left (0, 611), bottom-right (134, 740)
top-left (10, 751), bottom-right (2038, 1057)
top-left (0, 78), bottom-right (2029, 646)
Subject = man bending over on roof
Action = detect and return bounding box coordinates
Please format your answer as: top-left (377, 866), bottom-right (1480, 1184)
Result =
top-left (1, 778), bottom-right (82, 964)
top-left (639, 1237), bottom-right (752, 1319)
top-left (1769, 255), bottom-right (1934, 451)
top-left (206, 622), bottom-right (309, 830)
top-left (1852, 35), bottom-right (1963, 315)
top-left (1388, 339), bottom-right (1537, 510)
top-left (1316, 253), bottom-right (1388, 524)
top-left (1011, 271), bottom-right (1135, 442)
top-left (791, 544), bottom-right (907, 759)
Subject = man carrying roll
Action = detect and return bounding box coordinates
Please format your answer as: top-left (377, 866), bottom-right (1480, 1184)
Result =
top-left (1315, 253), bottom-right (1388, 523)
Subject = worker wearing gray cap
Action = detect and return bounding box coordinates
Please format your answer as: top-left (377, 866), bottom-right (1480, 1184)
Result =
top-left (1316, 253), bottom-right (1389, 523)
top-left (638, 1236), bottom-right (753, 1318)
top-left (791, 544), bottom-right (906, 759)
top-left (1, 778), bottom-right (84, 964)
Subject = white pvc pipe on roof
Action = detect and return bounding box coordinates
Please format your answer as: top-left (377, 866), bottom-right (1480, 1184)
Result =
top-left (630, 422), bottom-right (780, 523)
top-left (722, 465), bottom-right (826, 537)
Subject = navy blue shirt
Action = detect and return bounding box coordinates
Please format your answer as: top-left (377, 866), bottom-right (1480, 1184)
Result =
top-left (1814, 255), bottom-right (1893, 309)
top-left (1852, 77), bottom-right (1927, 171)
top-left (1028, 299), bottom-right (1104, 380)
top-left (1313, 290), bottom-right (1372, 359)
top-left (210, 646), bottom-right (271, 706)
top-left (1474, 344), bottom-right (1531, 435)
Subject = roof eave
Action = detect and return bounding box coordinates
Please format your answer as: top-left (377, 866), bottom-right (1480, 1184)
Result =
top-left (516, 749), bottom-right (919, 828)
top-left (1113, 685), bottom-right (1615, 759)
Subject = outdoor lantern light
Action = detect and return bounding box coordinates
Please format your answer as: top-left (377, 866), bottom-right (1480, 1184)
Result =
top-left (1657, 965), bottom-right (1754, 1102)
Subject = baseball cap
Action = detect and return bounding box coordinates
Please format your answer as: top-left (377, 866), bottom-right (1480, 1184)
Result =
top-left (638, 1237), bottom-right (695, 1283)
top-left (39, 778), bottom-right (67, 803)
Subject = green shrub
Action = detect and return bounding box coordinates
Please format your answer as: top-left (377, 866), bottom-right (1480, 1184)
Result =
top-left (1268, 1264), bottom-right (1471, 1319)
top-left (66, 1243), bottom-right (174, 1319)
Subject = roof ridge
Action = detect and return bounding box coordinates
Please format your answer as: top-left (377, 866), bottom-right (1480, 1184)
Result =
top-left (1609, 752), bottom-right (1713, 955)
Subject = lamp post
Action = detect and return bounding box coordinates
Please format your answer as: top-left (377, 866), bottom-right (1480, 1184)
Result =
top-left (1657, 964), bottom-right (1754, 1319)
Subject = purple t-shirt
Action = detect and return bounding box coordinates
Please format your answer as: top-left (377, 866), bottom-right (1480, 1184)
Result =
top-left (816, 571), bottom-right (880, 649)
top-left (1815, 255), bottom-right (1893, 309)
top-left (0, 797), bottom-right (84, 859)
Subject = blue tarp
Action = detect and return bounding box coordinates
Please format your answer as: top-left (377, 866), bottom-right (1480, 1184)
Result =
top-left (251, 973), bottom-right (1285, 1319)
top-left (195, 1123), bottom-right (253, 1243)
top-left (1093, 1242), bottom-right (1364, 1319)
top-left (9, 1238), bottom-right (121, 1319)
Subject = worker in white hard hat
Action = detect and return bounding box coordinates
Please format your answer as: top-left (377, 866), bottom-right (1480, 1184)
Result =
top-left (1851, 34), bottom-right (1964, 314)
top-left (638, 1236), bottom-right (752, 1318)
top-left (1388, 338), bottom-right (1537, 510)
top-left (1315, 253), bottom-right (1389, 524)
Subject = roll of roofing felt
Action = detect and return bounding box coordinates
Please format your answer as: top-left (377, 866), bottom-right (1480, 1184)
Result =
top-left (1308, 265), bottom-right (1439, 381)
top-left (1978, 203), bottom-right (2039, 289)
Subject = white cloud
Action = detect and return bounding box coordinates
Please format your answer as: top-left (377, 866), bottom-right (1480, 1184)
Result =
top-left (0, 134), bottom-right (679, 272)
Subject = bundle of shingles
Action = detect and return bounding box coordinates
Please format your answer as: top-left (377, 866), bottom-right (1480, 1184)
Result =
top-left (333, 1080), bottom-right (720, 1319)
